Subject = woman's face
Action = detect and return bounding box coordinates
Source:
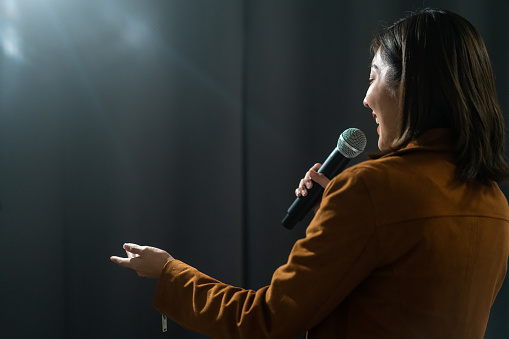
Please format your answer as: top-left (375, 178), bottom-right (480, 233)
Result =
top-left (363, 51), bottom-right (400, 151)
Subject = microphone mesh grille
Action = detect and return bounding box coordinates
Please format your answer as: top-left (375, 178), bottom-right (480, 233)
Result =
top-left (337, 128), bottom-right (367, 158)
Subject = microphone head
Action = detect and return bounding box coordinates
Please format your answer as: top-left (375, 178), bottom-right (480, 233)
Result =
top-left (337, 128), bottom-right (367, 158)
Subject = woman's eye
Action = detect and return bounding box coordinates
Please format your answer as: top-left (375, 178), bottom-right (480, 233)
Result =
top-left (368, 78), bottom-right (374, 84)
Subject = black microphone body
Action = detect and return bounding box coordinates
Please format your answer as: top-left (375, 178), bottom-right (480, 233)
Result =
top-left (282, 128), bottom-right (366, 230)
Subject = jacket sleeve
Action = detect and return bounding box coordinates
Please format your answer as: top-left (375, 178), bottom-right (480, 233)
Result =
top-left (153, 166), bottom-right (379, 339)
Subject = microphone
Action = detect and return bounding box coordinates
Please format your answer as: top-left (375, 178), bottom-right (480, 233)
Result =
top-left (282, 128), bottom-right (367, 229)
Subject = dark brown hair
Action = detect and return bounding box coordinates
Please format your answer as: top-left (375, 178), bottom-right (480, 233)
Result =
top-left (370, 8), bottom-right (509, 184)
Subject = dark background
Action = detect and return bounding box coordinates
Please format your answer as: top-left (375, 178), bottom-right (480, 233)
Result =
top-left (0, 0), bottom-right (508, 338)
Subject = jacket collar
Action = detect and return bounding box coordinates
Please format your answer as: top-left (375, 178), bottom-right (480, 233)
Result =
top-left (381, 128), bottom-right (454, 158)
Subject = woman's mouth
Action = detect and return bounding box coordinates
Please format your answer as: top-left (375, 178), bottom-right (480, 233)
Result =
top-left (373, 113), bottom-right (380, 135)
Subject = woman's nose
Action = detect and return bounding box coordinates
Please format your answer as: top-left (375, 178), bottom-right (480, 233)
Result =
top-left (363, 97), bottom-right (369, 108)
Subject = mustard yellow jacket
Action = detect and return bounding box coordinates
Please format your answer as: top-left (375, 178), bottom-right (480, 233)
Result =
top-left (154, 129), bottom-right (509, 338)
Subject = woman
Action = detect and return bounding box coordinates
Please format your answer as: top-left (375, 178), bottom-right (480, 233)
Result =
top-left (111, 9), bottom-right (509, 338)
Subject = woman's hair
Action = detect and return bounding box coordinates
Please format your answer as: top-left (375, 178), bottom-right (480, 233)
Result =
top-left (370, 8), bottom-right (509, 184)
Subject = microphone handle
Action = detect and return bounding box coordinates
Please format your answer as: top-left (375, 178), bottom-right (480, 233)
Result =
top-left (282, 149), bottom-right (351, 229)
top-left (318, 148), bottom-right (351, 178)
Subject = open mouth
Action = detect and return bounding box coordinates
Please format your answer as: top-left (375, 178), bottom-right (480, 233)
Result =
top-left (373, 113), bottom-right (380, 134)
top-left (372, 113), bottom-right (379, 124)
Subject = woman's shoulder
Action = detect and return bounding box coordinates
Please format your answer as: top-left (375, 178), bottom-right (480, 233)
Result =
top-left (327, 148), bottom-right (455, 198)
top-left (337, 154), bottom-right (416, 181)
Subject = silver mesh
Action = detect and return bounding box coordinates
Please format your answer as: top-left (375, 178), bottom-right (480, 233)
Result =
top-left (337, 128), bottom-right (367, 158)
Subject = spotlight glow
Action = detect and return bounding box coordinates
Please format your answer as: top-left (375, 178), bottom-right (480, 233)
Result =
top-left (1, 0), bottom-right (23, 62)
top-left (1, 25), bottom-right (23, 61)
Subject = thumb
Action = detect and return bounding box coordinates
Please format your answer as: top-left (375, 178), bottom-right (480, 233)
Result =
top-left (309, 170), bottom-right (330, 188)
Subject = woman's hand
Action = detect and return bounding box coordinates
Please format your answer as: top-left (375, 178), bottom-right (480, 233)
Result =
top-left (295, 163), bottom-right (331, 212)
top-left (110, 243), bottom-right (174, 278)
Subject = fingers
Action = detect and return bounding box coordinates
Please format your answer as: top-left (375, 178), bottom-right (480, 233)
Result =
top-left (110, 243), bottom-right (143, 268)
top-left (124, 243), bottom-right (144, 255)
top-left (295, 163), bottom-right (328, 197)
top-left (295, 178), bottom-right (310, 196)
top-left (112, 243), bottom-right (174, 279)
top-left (310, 163), bottom-right (322, 172)
top-left (309, 169), bottom-right (331, 189)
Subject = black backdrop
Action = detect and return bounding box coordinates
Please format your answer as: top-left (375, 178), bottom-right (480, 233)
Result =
top-left (0, 0), bottom-right (508, 338)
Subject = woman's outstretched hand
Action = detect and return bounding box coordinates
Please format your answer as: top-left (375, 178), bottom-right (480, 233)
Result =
top-left (110, 243), bottom-right (174, 278)
top-left (295, 163), bottom-right (331, 212)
